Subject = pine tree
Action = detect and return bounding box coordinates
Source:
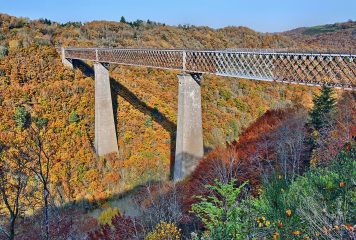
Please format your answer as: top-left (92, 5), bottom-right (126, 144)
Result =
top-left (309, 85), bottom-right (336, 130)
top-left (120, 16), bottom-right (126, 24)
top-left (68, 111), bottom-right (80, 124)
top-left (14, 106), bottom-right (31, 130)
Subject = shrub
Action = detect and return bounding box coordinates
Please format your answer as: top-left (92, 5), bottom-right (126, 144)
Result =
top-left (253, 144), bottom-right (355, 239)
top-left (191, 179), bottom-right (249, 239)
top-left (14, 106), bottom-right (31, 130)
top-left (68, 111), bottom-right (80, 124)
top-left (252, 174), bottom-right (304, 239)
top-left (145, 221), bottom-right (181, 240)
top-left (288, 145), bottom-right (355, 239)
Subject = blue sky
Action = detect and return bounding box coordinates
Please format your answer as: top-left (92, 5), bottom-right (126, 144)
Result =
top-left (1, 0), bottom-right (355, 32)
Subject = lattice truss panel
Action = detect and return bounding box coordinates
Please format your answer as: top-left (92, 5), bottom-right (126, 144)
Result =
top-left (185, 51), bottom-right (275, 80)
top-left (64, 48), bottom-right (355, 90)
top-left (65, 48), bottom-right (183, 70)
top-left (65, 48), bottom-right (97, 61)
top-left (273, 54), bottom-right (355, 89)
top-left (98, 49), bottom-right (183, 70)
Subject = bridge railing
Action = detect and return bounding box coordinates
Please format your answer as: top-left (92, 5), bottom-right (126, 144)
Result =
top-left (63, 48), bottom-right (355, 90)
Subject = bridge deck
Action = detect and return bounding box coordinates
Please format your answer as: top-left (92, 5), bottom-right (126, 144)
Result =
top-left (63, 48), bottom-right (355, 90)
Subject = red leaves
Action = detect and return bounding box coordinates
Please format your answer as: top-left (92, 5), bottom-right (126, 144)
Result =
top-left (177, 108), bottom-right (303, 212)
top-left (89, 214), bottom-right (143, 240)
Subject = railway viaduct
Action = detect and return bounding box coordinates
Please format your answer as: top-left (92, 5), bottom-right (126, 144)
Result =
top-left (61, 47), bottom-right (355, 181)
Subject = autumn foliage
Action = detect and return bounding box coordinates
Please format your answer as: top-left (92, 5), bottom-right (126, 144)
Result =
top-left (0, 12), bottom-right (354, 239)
top-left (177, 108), bottom-right (309, 212)
top-left (89, 214), bottom-right (143, 240)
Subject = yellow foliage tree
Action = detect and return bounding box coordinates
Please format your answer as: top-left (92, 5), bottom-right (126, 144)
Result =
top-left (145, 221), bottom-right (181, 240)
top-left (98, 207), bottom-right (120, 226)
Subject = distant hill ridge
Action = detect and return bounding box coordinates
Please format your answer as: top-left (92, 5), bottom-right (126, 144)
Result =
top-left (1, 13), bottom-right (354, 51)
top-left (283, 20), bottom-right (355, 51)
top-left (284, 20), bottom-right (356, 35)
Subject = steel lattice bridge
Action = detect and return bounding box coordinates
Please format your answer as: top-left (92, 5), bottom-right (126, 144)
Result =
top-left (63, 47), bottom-right (355, 90)
top-left (61, 47), bottom-right (355, 181)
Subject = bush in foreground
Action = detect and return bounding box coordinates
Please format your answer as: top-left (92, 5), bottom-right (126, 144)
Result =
top-left (145, 221), bottom-right (182, 240)
top-left (190, 144), bottom-right (355, 239)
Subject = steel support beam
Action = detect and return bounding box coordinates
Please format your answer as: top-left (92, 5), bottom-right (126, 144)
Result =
top-left (174, 73), bottom-right (204, 181)
top-left (94, 62), bottom-right (119, 156)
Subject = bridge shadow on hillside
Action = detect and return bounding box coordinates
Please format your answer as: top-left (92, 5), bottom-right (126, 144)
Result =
top-left (72, 60), bottom-right (177, 178)
top-left (15, 182), bottom-right (153, 238)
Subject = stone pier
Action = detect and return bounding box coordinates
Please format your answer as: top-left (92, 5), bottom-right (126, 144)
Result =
top-left (174, 73), bottom-right (204, 181)
top-left (94, 62), bottom-right (119, 156)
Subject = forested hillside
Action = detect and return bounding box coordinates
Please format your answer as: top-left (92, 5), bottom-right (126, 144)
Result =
top-left (91, 90), bottom-right (355, 239)
top-left (0, 13), bottom-right (316, 196)
top-left (0, 13), bottom-right (355, 239)
top-left (283, 20), bottom-right (356, 51)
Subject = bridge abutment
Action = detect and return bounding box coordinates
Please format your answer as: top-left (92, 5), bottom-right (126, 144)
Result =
top-left (94, 62), bottom-right (119, 156)
top-left (174, 73), bottom-right (204, 181)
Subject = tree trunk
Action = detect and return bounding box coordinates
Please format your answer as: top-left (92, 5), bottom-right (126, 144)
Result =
top-left (43, 186), bottom-right (49, 240)
top-left (9, 215), bottom-right (15, 240)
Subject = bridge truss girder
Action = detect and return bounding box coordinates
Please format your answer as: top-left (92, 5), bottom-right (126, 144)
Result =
top-left (64, 48), bottom-right (355, 90)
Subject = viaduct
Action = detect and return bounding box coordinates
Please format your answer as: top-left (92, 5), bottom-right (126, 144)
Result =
top-left (61, 47), bottom-right (355, 181)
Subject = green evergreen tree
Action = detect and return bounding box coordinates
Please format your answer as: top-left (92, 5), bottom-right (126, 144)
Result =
top-left (191, 179), bottom-right (248, 239)
top-left (14, 106), bottom-right (31, 130)
top-left (68, 111), bottom-right (80, 124)
top-left (309, 85), bottom-right (336, 131)
top-left (33, 117), bottom-right (49, 129)
top-left (120, 16), bottom-right (126, 24)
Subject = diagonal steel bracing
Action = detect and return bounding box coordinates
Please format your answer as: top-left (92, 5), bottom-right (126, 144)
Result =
top-left (63, 48), bottom-right (355, 90)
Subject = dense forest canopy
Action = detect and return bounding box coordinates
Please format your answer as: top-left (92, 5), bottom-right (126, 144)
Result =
top-left (0, 13), bottom-right (355, 239)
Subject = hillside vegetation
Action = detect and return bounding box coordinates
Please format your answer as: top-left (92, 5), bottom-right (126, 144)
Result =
top-left (0, 13), bottom-right (316, 197)
top-left (283, 20), bottom-right (356, 51)
top-left (91, 90), bottom-right (355, 239)
top-left (0, 13), bottom-right (355, 239)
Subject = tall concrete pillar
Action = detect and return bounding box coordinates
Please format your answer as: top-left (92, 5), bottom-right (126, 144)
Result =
top-left (61, 48), bottom-right (73, 69)
top-left (174, 73), bottom-right (204, 181)
top-left (94, 62), bottom-right (119, 156)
